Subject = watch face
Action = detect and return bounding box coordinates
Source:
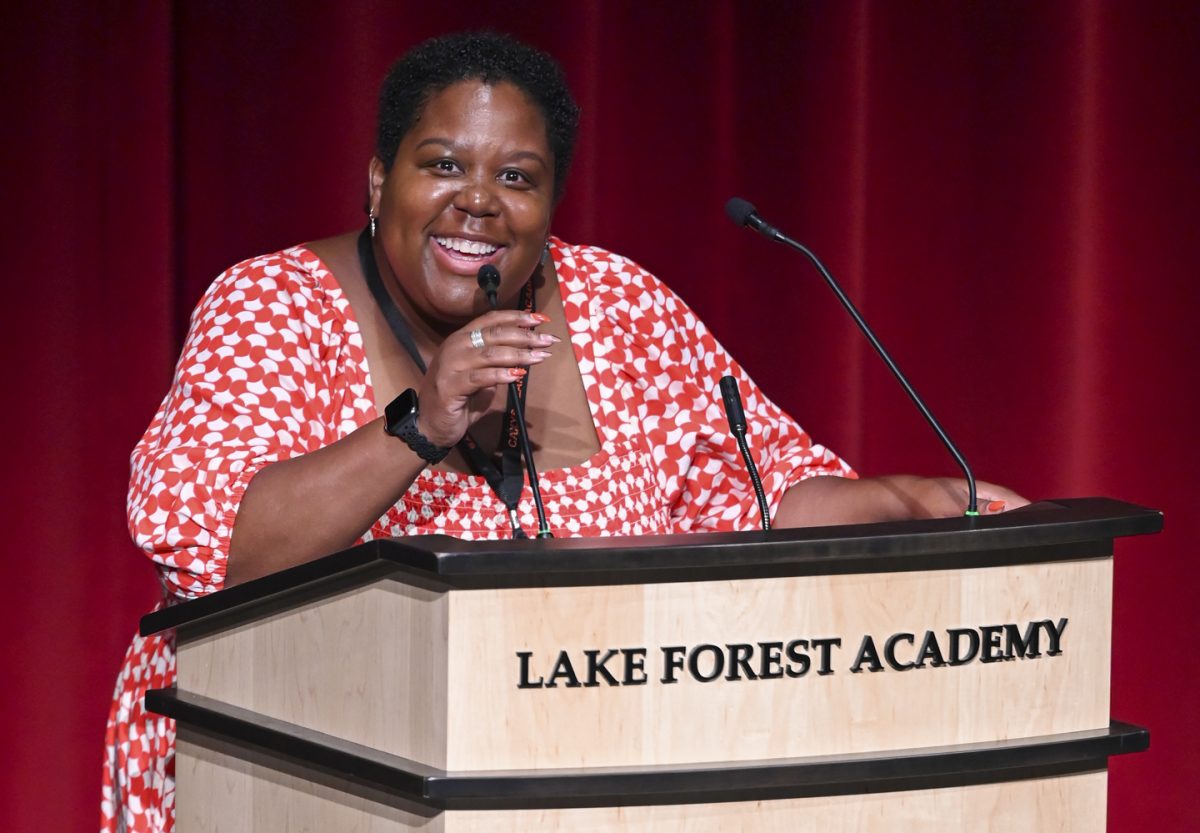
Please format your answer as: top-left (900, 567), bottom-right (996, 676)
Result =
top-left (385, 388), bottom-right (419, 436)
top-left (383, 387), bottom-right (450, 463)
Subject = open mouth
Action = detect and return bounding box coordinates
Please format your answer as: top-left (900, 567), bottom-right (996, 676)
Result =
top-left (432, 235), bottom-right (502, 260)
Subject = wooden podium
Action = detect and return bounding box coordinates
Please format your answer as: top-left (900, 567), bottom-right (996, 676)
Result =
top-left (143, 497), bottom-right (1160, 832)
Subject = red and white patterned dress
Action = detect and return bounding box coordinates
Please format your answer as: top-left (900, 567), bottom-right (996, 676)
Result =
top-left (101, 237), bottom-right (852, 832)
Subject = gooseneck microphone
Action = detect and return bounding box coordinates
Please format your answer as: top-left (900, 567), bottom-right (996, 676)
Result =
top-left (725, 197), bottom-right (980, 516)
top-left (720, 375), bottom-right (772, 531)
top-left (477, 265), bottom-right (554, 538)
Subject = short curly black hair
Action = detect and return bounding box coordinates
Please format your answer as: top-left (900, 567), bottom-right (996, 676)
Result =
top-left (376, 31), bottom-right (581, 202)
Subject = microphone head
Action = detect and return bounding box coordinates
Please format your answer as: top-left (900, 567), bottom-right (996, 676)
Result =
top-left (476, 264), bottom-right (501, 293)
top-left (719, 374), bottom-right (748, 432)
top-left (725, 197), bottom-right (758, 227)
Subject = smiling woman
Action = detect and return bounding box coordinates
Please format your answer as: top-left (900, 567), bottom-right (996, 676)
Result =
top-left (100, 31), bottom-right (1024, 833)
top-left (369, 81), bottom-right (554, 328)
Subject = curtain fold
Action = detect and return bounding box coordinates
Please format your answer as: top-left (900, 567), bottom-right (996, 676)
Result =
top-left (1, 5), bottom-right (174, 831)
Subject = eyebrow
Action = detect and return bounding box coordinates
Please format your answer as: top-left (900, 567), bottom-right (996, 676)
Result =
top-left (414, 137), bottom-right (549, 169)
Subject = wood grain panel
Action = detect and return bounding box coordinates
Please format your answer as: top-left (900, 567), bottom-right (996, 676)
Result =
top-left (175, 733), bottom-right (1107, 833)
top-left (176, 734), bottom-right (445, 833)
top-left (443, 559), bottom-right (1110, 769)
top-left (445, 771), bottom-right (1107, 832)
top-left (175, 555), bottom-right (1110, 772)
top-left (178, 581), bottom-right (451, 766)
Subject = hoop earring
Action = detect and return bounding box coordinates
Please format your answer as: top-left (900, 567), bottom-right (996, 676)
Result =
top-left (369, 209), bottom-right (378, 239)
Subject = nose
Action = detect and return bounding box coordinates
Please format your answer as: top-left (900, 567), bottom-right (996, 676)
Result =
top-left (453, 177), bottom-right (500, 217)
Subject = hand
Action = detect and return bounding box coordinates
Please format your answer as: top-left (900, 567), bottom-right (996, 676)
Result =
top-left (778, 474), bottom-right (1031, 527)
top-left (415, 310), bottom-right (556, 448)
top-left (908, 477), bottom-right (1030, 517)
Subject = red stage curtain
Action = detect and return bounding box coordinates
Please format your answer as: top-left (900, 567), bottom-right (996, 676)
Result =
top-left (3, 2), bottom-right (1196, 829)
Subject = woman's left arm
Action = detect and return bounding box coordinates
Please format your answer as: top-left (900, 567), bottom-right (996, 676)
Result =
top-left (775, 474), bottom-right (1029, 527)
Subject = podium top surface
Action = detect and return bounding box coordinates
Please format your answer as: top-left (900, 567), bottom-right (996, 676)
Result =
top-left (141, 497), bottom-right (1160, 637)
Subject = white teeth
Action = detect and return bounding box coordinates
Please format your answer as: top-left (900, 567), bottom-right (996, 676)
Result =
top-left (434, 236), bottom-right (498, 256)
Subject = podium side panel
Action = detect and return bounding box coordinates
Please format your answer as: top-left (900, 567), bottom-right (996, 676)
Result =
top-left (175, 732), bottom-right (446, 833)
top-left (443, 772), bottom-right (1107, 832)
top-left (177, 581), bottom-right (451, 767)
top-left (174, 730), bottom-right (1107, 833)
top-left (444, 558), bottom-right (1110, 769)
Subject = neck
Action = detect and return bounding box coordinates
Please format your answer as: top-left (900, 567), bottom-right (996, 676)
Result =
top-left (371, 243), bottom-right (458, 361)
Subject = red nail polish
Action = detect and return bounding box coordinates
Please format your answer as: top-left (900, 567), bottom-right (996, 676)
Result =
top-left (509, 367), bottom-right (527, 378)
top-left (530, 313), bottom-right (550, 324)
top-left (987, 500), bottom-right (1005, 512)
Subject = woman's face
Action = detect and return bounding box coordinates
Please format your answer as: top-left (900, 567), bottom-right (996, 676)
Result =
top-left (370, 80), bottom-right (555, 327)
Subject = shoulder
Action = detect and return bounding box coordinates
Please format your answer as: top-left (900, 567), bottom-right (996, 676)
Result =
top-left (550, 238), bottom-right (692, 327)
top-left (194, 246), bottom-right (344, 320)
top-left (177, 245), bottom-right (357, 378)
top-left (551, 238), bottom-right (662, 291)
top-left (184, 246), bottom-right (356, 355)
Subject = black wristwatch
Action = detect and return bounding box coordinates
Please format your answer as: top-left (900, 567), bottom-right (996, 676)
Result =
top-left (384, 388), bottom-right (452, 464)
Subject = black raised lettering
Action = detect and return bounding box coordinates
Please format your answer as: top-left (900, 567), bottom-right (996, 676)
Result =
top-left (948, 628), bottom-right (980, 665)
top-left (688, 644), bottom-right (725, 682)
top-left (725, 643), bottom-right (759, 681)
top-left (517, 651), bottom-right (544, 689)
top-left (1043, 618), bottom-right (1069, 656)
top-left (914, 630), bottom-right (946, 668)
top-left (583, 649), bottom-right (620, 687)
top-left (812, 637), bottom-right (841, 675)
top-left (1003, 622), bottom-right (1041, 659)
top-left (850, 635), bottom-right (883, 673)
top-left (784, 639), bottom-right (811, 678)
top-left (884, 632), bottom-right (915, 671)
top-left (758, 642), bottom-right (784, 679)
top-left (660, 645), bottom-right (687, 684)
top-left (622, 648), bottom-right (648, 685)
top-left (546, 650), bottom-right (582, 688)
top-left (980, 625), bottom-right (1004, 663)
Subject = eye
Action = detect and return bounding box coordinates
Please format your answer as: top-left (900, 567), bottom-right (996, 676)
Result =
top-left (499, 168), bottom-right (533, 188)
top-left (429, 158), bottom-right (461, 175)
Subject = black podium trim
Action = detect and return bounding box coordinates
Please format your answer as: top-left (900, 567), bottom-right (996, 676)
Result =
top-left (152, 687), bottom-right (1148, 811)
top-left (141, 497), bottom-right (1162, 638)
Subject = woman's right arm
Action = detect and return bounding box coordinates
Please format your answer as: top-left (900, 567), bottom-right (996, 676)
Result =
top-left (130, 255), bottom-right (548, 596)
top-left (227, 307), bottom-right (551, 585)
top-left (128, 257), bottom-right (335, 599)
top-left (225, 415), bottom-right (425, 585)
top-left (128, 255), bottom-right (372, 598)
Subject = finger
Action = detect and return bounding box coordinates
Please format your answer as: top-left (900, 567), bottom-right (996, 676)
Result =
top-left (474, 323), bottom-right (560, 349)
top-left (475, 344), bottom-right (553, 367)
top-left (466, 366), bottom-right (529, 388)
top-left (433, 346), bottom-right (546, 402)
top-left (468, 309), bottom-right (551, 332)
top-left (975, 481), bottom-right (1031, 510)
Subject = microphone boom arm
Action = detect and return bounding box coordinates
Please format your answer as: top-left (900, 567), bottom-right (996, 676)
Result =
top-left (727, 199), bottom-right (979, 516)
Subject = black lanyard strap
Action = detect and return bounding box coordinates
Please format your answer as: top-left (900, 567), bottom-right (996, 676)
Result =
top-left (356, 228), bottom-right (533, 536)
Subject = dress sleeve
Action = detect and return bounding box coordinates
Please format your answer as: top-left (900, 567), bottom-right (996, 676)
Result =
top-left (592, 251), bottom-right (854, 533)
top-left (127, 252), bottom-right (350, 599)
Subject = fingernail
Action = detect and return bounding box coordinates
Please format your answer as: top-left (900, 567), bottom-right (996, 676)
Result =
top-left (509, 367), bottom-right (527, 378)
top-left (530, 350), bottom-right (552, 360)
top-left (536, 333), bottom-right (560, 345)
top-left (530, 313), bottom-right (550, 324)
top-left (988, 500), bottom-right (1006, 512)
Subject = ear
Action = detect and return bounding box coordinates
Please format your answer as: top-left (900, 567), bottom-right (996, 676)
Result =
top-left (368, 157), bottom-right (386, 216)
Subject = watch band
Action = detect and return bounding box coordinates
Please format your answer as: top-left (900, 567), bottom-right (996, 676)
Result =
top-left (384, 388), bottom-right (451, 464)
